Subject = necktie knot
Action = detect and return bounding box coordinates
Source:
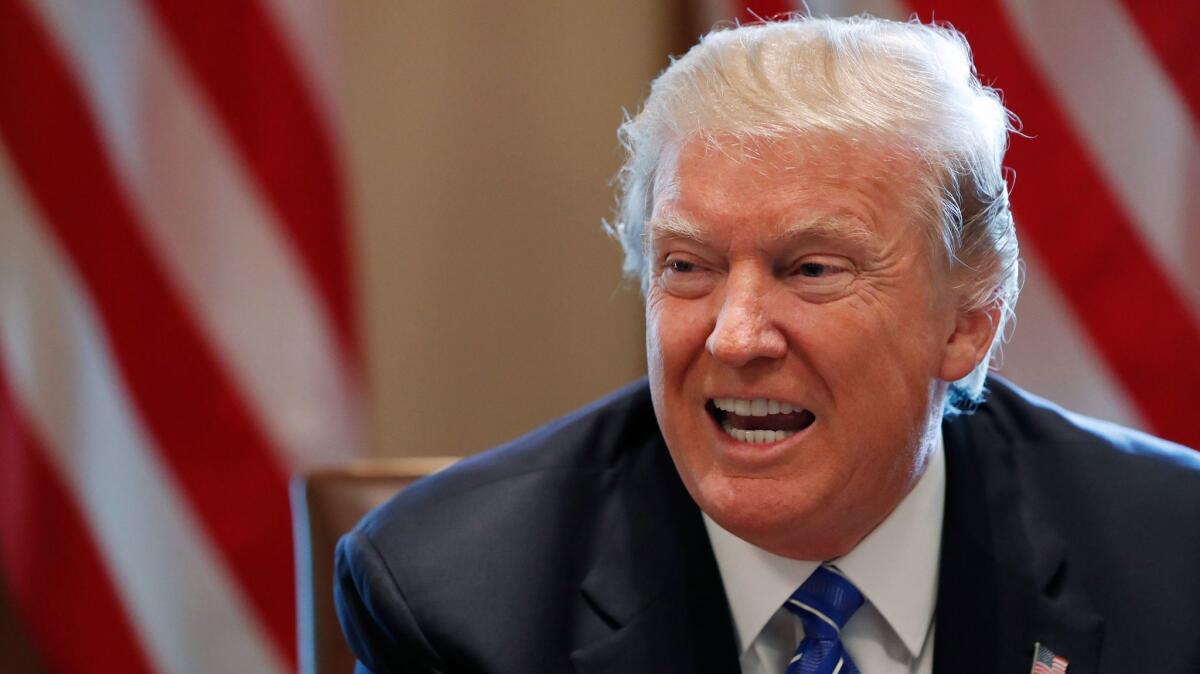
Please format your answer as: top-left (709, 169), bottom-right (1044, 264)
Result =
top-left (784, 566), bottom-right (864, 674)
top-left (785, 565), bottom-right (864, 635)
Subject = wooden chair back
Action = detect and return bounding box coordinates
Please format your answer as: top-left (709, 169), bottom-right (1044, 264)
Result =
top-left (291, 457), bottom-right (457, 674)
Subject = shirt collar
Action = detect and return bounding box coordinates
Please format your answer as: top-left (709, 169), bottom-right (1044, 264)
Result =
top-left (702, 431), bottom-right (945, 659)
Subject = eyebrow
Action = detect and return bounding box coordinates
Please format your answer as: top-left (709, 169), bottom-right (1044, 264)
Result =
top-left (645, 213), bottom-right (880, 248)
top-left (645, 214), bottom-right (705, 246)
top-left (779, 215), bottom-right (879, 247)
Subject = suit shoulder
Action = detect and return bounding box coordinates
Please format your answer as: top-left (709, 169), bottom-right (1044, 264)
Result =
top-left (336, 379), bottom-right (660, 671)
top-left (347, 377), bottom-right (661, 583)
top-left (944, 379), bottom-right (1200, 667)
top-left (358, 377), bottom-right (656, 535)
top-left (971, 376), bottom-right (1200, 475)
top-left (954, 377), bottom-right (1200, 536)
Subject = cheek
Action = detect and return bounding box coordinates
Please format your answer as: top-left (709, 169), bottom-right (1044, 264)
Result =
top-left (795, 297), bottom-right (941, 404)
top-left (644, 297), bottom-right (669, 382)
top-left (645, 294), bottom-right (711, 377)
top-left (793, 303), bottom-right (883, 370)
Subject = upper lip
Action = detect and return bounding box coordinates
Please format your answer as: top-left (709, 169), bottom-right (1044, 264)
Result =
top-left (707, 395), bottom-right (806, 407)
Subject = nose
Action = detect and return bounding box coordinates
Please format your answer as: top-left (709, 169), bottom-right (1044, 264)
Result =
top-left (706, 272), bottom-right (788, 367)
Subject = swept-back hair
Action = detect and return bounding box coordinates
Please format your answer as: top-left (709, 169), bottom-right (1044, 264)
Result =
top-left (609, 15), bottom-right (1021, 409)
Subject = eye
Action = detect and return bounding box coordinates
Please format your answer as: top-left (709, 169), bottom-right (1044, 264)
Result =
top-left (658, 255), bottom-right (717, 298)
top-left (791, 258), bottom-right (850, 280)
top-left (788, 255), bottom-right (854, 300)
top-left (798, 262), bottom-right (833, 277)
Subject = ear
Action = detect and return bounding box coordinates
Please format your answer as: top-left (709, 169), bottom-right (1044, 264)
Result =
top-left (939, 302), bottom-right (1002, 382)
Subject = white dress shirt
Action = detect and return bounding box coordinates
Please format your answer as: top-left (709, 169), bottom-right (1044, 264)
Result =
top-left (702, 433), bottom-right (946, 674)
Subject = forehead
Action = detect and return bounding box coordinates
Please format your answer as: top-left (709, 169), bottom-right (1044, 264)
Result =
top-left (651, 134), bottom-right (928, 246)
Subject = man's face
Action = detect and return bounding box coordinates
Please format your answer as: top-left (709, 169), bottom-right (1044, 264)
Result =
top-left (646, 134), bottom-right (983, 560)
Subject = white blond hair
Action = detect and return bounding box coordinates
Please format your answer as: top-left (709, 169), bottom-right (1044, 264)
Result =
top-left (609, 15), bottom-right (1020, 409)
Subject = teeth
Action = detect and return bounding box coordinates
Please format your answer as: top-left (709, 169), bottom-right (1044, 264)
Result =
top-left (713, 397), bottom-right (802, 417)
top-left (721, 423), bottom-right (799, 444)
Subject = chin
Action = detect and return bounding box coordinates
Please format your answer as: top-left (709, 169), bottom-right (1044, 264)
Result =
top-left (689, 469), bottom-right (857, 561)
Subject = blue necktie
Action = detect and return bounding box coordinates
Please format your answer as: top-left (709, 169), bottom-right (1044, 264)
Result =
top-left (784, 566), bottom-right (864, 674)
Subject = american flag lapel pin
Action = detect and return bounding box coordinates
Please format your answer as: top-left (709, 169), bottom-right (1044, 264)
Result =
top-left (1030, 642), bottom-right (1069, 673)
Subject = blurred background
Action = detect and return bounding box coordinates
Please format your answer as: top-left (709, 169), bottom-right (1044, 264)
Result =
top-left (0, 0), bottom-right (1195, 672)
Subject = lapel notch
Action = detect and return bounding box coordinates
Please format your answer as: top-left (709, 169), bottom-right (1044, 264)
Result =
top-left (937, 418), bottom-right (1104, 673)
top-left (1023, 492), bottom-right (1104, 673)
top-left (570, 437), bottom-right (739, 674)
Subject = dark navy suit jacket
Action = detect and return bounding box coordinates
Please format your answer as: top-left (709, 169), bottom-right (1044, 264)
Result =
top-left (335, 377), bottom-right (1200, 673)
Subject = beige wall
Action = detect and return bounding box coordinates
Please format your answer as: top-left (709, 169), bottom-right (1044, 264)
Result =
top-left (336, 2), bottom-right (677, 457)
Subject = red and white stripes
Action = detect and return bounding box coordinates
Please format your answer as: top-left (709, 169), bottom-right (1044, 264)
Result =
top-left (0, 0), bottom-right (360, 671)
top-left (735, 0), bottom-right (1200, 450)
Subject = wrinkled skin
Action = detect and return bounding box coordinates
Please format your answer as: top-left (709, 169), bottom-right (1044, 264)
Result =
top-left (645, 134), bottom-right (997, 560)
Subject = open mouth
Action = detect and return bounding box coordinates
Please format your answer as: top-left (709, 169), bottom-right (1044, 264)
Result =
top-left (707, 397), bottom-right (816, 444)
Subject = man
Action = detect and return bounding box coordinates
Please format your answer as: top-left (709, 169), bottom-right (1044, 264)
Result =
top-left (336, 16), bottom-right (1200, 673)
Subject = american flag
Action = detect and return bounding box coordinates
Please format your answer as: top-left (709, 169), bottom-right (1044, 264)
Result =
top-left (0, 0), bottom-right (361, 673)
top-left (714, 0), bottom-right (1200, 450)
top-left (1032, 642), bottom-right (1070, 674)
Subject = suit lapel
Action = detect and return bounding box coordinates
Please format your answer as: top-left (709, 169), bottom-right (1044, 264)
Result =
top-left (570, 434), bottom-right (739, 674)
top-left (936, 412), bottom-right (1104, 673)
top-left (1020, 447), bottom-right (1104, 674)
